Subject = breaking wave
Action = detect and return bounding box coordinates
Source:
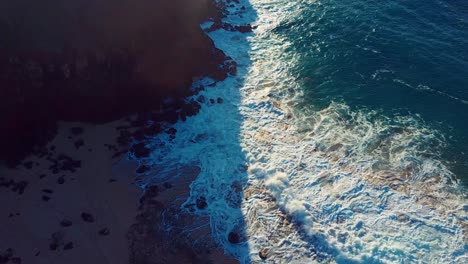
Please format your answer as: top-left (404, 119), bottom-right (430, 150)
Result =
top-left (132, 0), bottom-right (467, 263)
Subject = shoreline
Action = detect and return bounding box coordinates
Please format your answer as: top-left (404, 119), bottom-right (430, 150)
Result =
top-left (2, 0), bottom-right (467, 263)
top-left (0, 0), bottom-right (253, 262)
top-left (129, 0), bottom-right (468, 262)
top-left (0, 119), bottom-right (239, 263)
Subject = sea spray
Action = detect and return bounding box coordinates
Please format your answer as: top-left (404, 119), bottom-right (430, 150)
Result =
top-left (133, 0), bottom-right (467, 263)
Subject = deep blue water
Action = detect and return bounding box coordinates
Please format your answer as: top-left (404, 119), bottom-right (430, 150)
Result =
top-left (280, 0), bottom-right (468, 183)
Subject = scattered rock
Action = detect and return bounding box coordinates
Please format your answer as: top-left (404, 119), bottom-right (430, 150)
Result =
top-left (217, 97), bottom-right (223, 104)
top-left (63, 242), bottom-right (73, 250)
top-left (259, 248), bottom-right (268, 260)
top-left (197, 95), bottom-right (206, 103)
top-left (81, 212), bottom-right (95, 223)
top-left (235, 24), bottom-right (253, 33)
top-left (206, 21), bottom-right (252, 34)
top-left (163, 182), bottom-right (173, 189)
top-left (192, 85), bottom-right (205, 94)
top-left (7, 213), bottom-right (20, 218)
top-left (42, 189), bottom-right (53, 194)
top-left (39, 174), bottom-right (46, 179)
top-left (196, 196), bottom-right (208, 210)
top-left (180, 101), bottom-right (201, 121)
top-left (136, 165), bottom-right (150, 174)
top-left (130, 143), bottom-right (151, 158)
top-left (209, 98), bottom-right (215, 104)
top-left (108, 179), bottom-right (117, 183)
top-left (0, 177), bottom-right (13, 188)
top-left (166, 128), bottom-right (177, 136)
top-left (11, 181), bottom-right (28, 195)
top-left (42, 196), bottom-right (51, 202)
top-left (34, 251), bottom-right (40, 256)
top-left (74, 139), bottom-right (84, 149)
top-left (51, 231), bottom-right (64, 244)
top-left (60, 220), bottom-right (73, 227)
top-left (228, 231), bottom-right (240, 244)
top-left (48, 154), bottom-right (81, 173)
top-left (57, 176), bottom-right (65, 185)
top-left (397, 214), bottom-right (409, 222)
top-left (98, 228), bottom-right (110, 236)
top-left (1, 178), bottom-right (29, 195)
top-left (49, 243), bottom-right (58, 251)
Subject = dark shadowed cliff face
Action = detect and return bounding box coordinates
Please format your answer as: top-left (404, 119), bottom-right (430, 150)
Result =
top-left (0, 0), bottom-right (231, 166)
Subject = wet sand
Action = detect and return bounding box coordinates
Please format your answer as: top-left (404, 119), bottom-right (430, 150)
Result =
top-left (0, 120), bottom-right (237, 263)
top-left (0, 1), bottom-right (250, 262)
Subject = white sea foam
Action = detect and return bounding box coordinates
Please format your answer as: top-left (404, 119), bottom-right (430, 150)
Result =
top-left (135, 0), bottom-right (467, 263)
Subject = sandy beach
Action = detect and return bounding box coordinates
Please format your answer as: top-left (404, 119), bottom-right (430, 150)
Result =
top-left (0, 120), bottom-right (237, 264)
top-left (0, 1), bottom-right (249, 263)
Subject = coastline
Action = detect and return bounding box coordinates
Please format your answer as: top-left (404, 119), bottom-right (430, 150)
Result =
top-left (0, 119), bottom-right (238, 263)
top-left (129, 0), bottom-right (467, 262)
top-left (0, 0), bottom-right (255, 262)
top-left (1, 0), bottom-right (467, 263)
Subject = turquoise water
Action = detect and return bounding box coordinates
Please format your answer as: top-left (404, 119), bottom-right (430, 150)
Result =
top-left (135, 0), bottom-right (467, 262)
top-left (280, 0), bottom-right (468, 183)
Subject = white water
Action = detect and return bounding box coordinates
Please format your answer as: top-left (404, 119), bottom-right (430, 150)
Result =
top-left (135, 0), bottom-right (467, 263)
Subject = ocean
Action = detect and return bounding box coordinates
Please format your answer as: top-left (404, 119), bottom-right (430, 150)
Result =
top-left (134, 0), bottom-right (467, 262)
top-left (286, 0), bottom-right (468, 184)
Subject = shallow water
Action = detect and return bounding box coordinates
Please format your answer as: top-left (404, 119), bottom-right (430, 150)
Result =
top-left (134, 0), bottom-right (467, 263)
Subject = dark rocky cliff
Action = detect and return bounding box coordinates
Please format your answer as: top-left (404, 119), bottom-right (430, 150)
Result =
top-left (0, 0), bottom-right (233, 166)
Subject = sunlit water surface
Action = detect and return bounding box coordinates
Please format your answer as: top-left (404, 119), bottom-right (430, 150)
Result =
top-left (134, 0), bottom-right (467, 263)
